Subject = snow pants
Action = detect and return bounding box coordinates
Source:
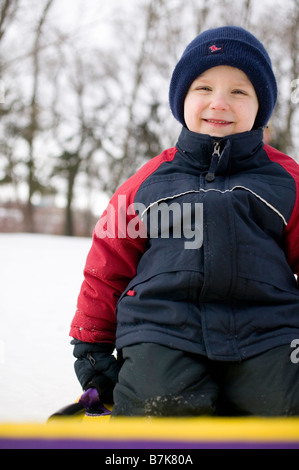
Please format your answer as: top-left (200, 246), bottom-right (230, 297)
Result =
top-left (111, 342), bottom-right (299, 417)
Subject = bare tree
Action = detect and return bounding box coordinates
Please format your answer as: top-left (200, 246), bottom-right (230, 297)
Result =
top-left (0, 0), bottom-right (57, 231)
top-left (97, 0), bottom-right (185, 196)
top-left (49, 45), bottom-right (117, 235)
top-left (101, 0), bottom-right (162, 193)
top-left (22, 0), bottom-right (55, 231)
top-left (0, 0), bottom-right (19, 43)
top-left (1, 0), bottom-right (56, 231)
top-left (258, 0), bottom-right (299, 156)
top-left (274, 1), bottom-right (298, 155)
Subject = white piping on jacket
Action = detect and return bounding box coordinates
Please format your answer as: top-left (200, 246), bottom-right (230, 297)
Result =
top-left (140, 186), bottom-right (288, 226)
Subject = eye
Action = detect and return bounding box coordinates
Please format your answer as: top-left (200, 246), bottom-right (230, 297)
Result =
top-left (195, 86), bottom-right (212, 92)
top-left (232, 89), bottom-right (247, 95)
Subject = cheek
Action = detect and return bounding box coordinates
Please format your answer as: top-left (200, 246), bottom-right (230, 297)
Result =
top-left (184, 96), bottom-right (204, 119)
top-left (237, 102), bottom-right (258, 127)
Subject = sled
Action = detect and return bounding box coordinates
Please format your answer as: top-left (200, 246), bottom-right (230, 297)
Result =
top-left (1, 414), bottom-right (299, 449)
top-left (1, 389), bottom-right (299, 449)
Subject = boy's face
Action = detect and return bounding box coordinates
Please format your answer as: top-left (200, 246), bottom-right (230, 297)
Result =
top-left (184, 65), bottom-right (259, 137)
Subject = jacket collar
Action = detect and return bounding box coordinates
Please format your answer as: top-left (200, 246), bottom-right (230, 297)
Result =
top-left (176, 126), bottom-right (264, 176)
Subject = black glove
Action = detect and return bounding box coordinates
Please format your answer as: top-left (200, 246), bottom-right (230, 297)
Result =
top-left (71, 339), bottom-right (122, 403)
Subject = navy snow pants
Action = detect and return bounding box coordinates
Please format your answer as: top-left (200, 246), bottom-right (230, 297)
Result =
top-left (111, 342), bottom-right (299, 417)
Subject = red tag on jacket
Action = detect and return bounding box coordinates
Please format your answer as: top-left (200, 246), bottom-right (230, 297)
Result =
top-left (127, 290), bottom-right (136, 296)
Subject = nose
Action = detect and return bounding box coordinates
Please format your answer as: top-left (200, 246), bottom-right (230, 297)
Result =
top-left (209, 93), bottom-right (230, 111)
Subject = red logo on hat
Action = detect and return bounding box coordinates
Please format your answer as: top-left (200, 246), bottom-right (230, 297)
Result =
top-left (209, 44), bottom-right (222, 53)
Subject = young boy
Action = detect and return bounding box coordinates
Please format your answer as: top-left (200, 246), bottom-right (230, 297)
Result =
top-left (70, 26), bottom-right (299, 416)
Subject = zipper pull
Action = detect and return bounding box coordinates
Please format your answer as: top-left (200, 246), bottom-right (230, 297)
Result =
top-left (205, 141), bottom-right (221, 182)
top-left (213, 141), bottom-right (221, 158)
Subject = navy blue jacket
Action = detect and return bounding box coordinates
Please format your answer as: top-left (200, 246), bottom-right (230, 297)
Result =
top-left (71, 127), bottom-right (299, 361)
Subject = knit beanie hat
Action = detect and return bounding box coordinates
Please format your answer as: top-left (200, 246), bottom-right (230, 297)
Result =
top-left (169, 26), bottom-right (277, 129)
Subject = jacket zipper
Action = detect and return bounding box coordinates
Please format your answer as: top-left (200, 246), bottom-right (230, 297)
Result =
top-left (205, 141), bottom-right (222, 182)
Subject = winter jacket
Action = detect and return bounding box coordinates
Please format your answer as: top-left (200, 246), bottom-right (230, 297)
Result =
top-left (70, 127), bottom-right (299, 361)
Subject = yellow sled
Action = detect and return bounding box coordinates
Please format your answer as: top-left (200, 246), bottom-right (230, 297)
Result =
top-left (1, 415), bottom-right (299, 449)
top-left (1, 395), bottom-right (299, 449)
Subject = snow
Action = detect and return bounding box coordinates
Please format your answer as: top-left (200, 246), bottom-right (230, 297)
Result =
top-left (0, 233), bottom-right (93, 423)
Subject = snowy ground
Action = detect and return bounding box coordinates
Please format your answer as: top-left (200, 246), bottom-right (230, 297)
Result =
top-left (0, 233), bottom-right (93, 423)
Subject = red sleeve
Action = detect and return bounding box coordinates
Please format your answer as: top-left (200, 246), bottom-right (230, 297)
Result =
top-left (69, 147), bottom-right (177, 343)
top-left (265, 144), bottom-right (299, 277)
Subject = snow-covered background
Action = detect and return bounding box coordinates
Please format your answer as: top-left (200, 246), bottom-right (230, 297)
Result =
top-left (0, 233), bottom-right (92, 422)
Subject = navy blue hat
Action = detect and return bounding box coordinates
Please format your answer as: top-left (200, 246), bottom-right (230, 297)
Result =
top-left (169, 26), bottom-right (277, 129)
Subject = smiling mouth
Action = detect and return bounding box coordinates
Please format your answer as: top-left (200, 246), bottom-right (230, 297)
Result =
top-left (203, 119), bottom-right (233, 125)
